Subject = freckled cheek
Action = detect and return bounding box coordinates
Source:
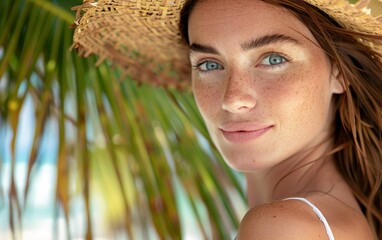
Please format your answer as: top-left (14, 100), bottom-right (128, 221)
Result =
top-left (265, 72), bottom-right (329, 136)
top-left (263, 72), bottom-right (322, 116)
top-left (192, 80), bottom-right (223, 120)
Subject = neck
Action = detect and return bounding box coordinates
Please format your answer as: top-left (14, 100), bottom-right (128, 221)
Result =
top-left (245, 142), bottom-right (342, 208)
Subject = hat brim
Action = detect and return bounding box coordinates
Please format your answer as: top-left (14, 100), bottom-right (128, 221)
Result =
top-left (71, 0), bottom-right (382, 90)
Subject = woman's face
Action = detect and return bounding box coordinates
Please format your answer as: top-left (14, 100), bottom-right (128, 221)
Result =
top-left (188, 0), bottom-right (344, 171)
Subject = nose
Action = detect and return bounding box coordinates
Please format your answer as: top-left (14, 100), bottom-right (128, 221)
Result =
top-left (222, 70), bottom-right (257, 113)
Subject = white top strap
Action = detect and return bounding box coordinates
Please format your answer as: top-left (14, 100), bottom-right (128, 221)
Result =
top-left (284, 197), bottom-right (335, 240)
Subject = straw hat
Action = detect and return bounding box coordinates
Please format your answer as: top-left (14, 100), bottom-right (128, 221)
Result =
top-left (71, 0), bottom-right (382, 90)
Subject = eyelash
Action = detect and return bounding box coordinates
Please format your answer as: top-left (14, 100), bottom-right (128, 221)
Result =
top-left (258, 53), bottom-right (290, 69)
top-left (192, 61), bottom-right (223, 73)
top-left (192, 53), bottom-right (291, 73)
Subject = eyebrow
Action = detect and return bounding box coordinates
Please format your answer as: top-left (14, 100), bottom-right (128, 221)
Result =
top-left (241, 34), bottom-right (300, 51)
top-left (189, 34), bottom-right (300, 55)
top-left (189, 43), bottom-right (219, 54)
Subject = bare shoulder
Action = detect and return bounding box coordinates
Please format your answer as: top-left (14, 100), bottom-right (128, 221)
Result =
top-left (236, 197), bottom-right (374, 240)
top-left (236, 199), bottom-right (326, 240)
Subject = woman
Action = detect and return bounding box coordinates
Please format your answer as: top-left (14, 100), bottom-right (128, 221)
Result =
top-left (180, 0), bottom-right (382, 238)
top-left (72, 0), bottom-right (382, 238)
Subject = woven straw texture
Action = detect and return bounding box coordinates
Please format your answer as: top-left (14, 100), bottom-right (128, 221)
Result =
top-left (72, 0), bottom-right (382, 89)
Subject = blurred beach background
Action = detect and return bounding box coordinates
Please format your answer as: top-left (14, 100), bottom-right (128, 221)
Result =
top-left (0, 0), bottom-right (246, 239)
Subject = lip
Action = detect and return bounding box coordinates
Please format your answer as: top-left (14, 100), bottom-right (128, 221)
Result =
top-left (220, 122), bottom-right (273, 143)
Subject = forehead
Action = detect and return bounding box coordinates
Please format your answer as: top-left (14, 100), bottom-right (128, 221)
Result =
top-left (188, 0), bottom-right (316, 45)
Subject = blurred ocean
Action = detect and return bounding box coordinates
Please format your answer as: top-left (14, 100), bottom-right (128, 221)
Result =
top-left (0, 95), bottom-right (209, 240)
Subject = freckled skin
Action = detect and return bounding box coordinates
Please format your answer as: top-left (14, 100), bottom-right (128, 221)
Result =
top-left (188, 0), bottom-right (344, 172)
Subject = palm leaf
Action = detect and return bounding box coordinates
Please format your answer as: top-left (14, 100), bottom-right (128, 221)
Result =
top-left (0, 0), bottom-right (246, 239)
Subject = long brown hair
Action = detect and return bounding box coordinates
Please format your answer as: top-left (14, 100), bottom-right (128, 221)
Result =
top-left (179, 0), bottom-right (382, 238)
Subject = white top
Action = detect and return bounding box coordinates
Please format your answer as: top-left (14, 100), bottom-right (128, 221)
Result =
top-left (284, 197), bottom-right (335, 240)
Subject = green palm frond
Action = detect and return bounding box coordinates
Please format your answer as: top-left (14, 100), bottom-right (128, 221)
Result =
top-left (0, 0), bottom-right (246, 239)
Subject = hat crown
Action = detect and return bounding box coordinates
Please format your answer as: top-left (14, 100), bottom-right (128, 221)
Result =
top-left (72, 0), bottom-right (382, 90)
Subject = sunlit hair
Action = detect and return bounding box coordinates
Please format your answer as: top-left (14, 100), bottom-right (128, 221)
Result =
top-left (180, 0), bottom-right (382, 238)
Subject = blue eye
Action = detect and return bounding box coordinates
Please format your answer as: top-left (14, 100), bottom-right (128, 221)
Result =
top-left (261, 54), bottom-right (287, 65)
top-left (195, 61), bottom-right (223, 71)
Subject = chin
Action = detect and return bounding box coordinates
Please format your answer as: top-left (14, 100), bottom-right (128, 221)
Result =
top-left (223, 155), bottom-right (274, 172)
